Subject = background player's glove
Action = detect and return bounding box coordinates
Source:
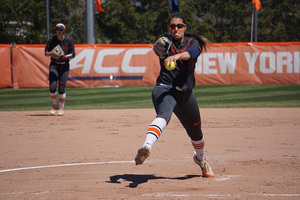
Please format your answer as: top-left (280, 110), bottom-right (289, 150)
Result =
top-left (50, 45), bottom-right (64, 60)
top-left (153, 36), bottom-right (172, 59)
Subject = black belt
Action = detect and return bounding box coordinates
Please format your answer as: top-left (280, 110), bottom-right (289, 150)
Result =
top-left (158, 83), bottom-right (183, 92)
top-left (54, 61), bottom-right (66, 65)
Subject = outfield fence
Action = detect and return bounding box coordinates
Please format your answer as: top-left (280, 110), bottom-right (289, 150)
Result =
top-left (0, 42), bottom-right (299, 89)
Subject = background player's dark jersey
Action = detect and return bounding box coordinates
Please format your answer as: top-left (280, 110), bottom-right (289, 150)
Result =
top-left (156, 36), bottom-right (201, 93)
top-left (45, 35), bottom-right (75, 63)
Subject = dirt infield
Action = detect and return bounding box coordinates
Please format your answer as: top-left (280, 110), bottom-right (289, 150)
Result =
top-left (0, 108), bottom-right (299, 200)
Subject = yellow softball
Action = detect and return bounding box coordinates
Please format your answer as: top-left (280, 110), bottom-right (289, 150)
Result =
top-left (165, 61), bottom-right (176, 70)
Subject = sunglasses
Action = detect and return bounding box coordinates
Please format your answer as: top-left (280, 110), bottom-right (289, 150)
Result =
top-left (168, 24), bottom-right (186, 30)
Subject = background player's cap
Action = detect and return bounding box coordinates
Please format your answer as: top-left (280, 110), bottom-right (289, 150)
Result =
top-left (55, 23), bottom-right (66, 31)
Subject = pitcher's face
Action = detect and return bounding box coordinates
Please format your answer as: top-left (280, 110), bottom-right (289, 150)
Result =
top-left (168, 18), bottom-right (186, 43)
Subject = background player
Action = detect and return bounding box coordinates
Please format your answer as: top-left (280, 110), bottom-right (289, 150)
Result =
top-left (45, 23), bottom-right (75, 116)
top-left (135, 13), bottom-right (214, 177)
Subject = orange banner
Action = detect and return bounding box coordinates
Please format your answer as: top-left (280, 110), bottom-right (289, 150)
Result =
top-left (67, 44), bottom-right (159, 87)
top-left (195, 42), bottom-right (300, 85)
top-left (0, 45), bottom-right (12, 88)
top-left (13, 45), bottom-right (49, 88)
top-left (1, 42), bottom-right (299, 89)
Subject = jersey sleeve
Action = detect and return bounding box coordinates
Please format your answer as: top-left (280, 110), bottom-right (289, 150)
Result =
top-left (44, 38), bottom-right (53, 52)
top-left (185, 39), bottom-right (201, 59)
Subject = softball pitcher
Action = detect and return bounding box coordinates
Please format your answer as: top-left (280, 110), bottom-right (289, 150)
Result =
top-left (45, 23), bottom-right (75, 116)
top-left (135, 13), bottom-right (214, 177)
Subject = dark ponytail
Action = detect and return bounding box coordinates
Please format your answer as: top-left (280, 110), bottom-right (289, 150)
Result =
top-left (185, 33), bottom-right (210, 52)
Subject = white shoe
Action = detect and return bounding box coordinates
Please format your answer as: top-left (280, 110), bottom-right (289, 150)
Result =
top-left (57, 108), bottom-right (64, 116)
top-left (135, 145), bottom-right (150, 165)
top-left (193, 155), bottom-right (214, 177)
top-left (50, 105), bottom-right (57, 115)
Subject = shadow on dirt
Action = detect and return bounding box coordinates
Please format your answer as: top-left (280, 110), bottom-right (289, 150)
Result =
top-left (28, 114), bottom-right (52, 117)
top-left (107, 174), bottom-right (201, 188)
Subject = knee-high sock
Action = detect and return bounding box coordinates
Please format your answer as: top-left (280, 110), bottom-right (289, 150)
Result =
top-left (50, 92), bottom-right (57, 106)
top-left (143, 117), bottom-right (167, 150)
top-left (192, 137), bottom-right (205, 161)
top-left (58, 93), bottom-right (66, 109)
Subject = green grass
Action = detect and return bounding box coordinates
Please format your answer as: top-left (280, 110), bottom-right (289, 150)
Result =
top-left (0, 84), bottom-right (299, 111)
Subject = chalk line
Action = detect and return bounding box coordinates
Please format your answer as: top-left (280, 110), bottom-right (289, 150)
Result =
top-left (144, 193), bottom-right (300, 198)
top-left (0, 160), bottom-right (134, 173)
